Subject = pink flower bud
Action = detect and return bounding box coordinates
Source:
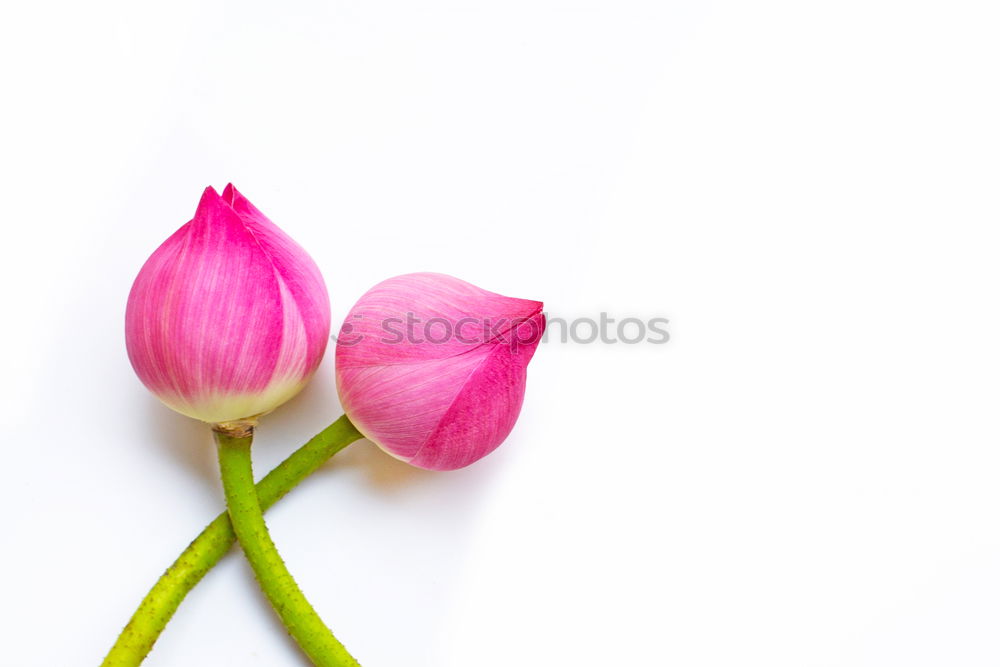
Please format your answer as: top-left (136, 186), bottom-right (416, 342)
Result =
top-left (335, 273), bottom-right (545, 470)
top-left (125, 185), bottom-right (331, 424)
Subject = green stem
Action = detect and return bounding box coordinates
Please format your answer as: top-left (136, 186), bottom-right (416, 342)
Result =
top-left (101, 415), bottom-right (362, 667)
top-left (216, 426), bottom-right (361, 667)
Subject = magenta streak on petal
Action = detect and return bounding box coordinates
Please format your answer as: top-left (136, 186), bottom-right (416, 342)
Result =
top-left (222, 184), bottom-right (330, 377)
top-left (410, 315), bottom-right (541, 470)
top-left (337, 348), bottom-right (493, 461)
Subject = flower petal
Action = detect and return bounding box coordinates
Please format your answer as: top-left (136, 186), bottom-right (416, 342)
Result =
top-left (336, 272), bottom-right (542, 367)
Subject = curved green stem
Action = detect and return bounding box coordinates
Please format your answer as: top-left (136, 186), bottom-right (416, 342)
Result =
top-left (101, 415), bottom-right (362, 667)
top-left (217, 427), bottom-right (361, 667)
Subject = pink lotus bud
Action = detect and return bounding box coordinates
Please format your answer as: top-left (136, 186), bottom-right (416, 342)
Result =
top-left (335, 273), bottom-right (545, 470)
top-left (125, 185), bottom-right (331, 424)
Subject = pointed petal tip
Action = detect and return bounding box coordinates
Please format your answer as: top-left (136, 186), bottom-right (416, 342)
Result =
top-left (194, 186), bottom-right (223, 216)
top-left (200, 185), bottom-right (220, 201)
top-left (192, 184), bottom-right (245, 231)
top-left (524, 299), bottom-right (544, 316)
top-left (221, 183), bottom-right (265, 223)
top-left (222, 182), bottom-right (243, 206)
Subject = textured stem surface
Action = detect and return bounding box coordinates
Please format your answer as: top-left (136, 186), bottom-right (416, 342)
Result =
top-left (217, 427), bottom-right (361, 667)
top-left (101, 415), bottom-right (361, 666)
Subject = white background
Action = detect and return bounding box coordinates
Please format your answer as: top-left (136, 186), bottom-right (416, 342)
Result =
top-left (2, 1), bottom-right (999, 665)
